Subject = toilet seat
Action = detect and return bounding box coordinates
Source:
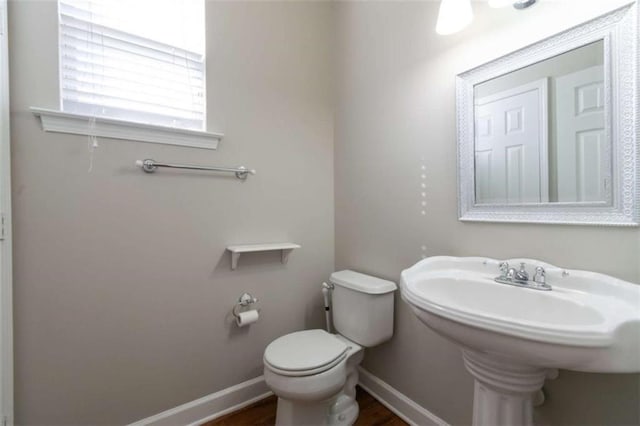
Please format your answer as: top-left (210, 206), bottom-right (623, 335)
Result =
top-left (264, 329), bottom-right (349, 377)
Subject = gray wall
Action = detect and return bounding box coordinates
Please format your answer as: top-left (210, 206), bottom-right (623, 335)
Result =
top-left (9, 1), bottom-right (334, 424)
top-left (9, 0), bottom-right (640, 425)
top-left (474, 41), bottom-right (603, 98)
top-left (334, 1), bottom-right (640, 426)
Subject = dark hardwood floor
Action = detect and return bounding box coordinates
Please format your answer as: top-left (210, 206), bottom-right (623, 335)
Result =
top-left (203, 386), bottom-right (408, 426)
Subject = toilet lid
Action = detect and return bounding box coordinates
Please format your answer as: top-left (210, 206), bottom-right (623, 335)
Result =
top-left (264, 329), bottom-right (348, 375)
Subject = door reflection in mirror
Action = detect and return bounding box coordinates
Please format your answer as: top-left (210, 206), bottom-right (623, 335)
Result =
top-left (473, 40), bottom-right (606, 205)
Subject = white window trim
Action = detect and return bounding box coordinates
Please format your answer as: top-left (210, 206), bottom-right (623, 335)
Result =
top-left (31, 107), bottom-right (223, 150)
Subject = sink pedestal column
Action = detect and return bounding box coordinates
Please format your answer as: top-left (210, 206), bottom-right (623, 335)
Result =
top-left (462, 350), bottom-right (552, 426)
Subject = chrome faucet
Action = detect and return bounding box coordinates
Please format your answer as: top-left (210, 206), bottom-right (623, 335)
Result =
top-left (494, 261), bottom-right (551, 291)
top-left (533, 266), bottom-right (546, 285)
top-left (515, 262), bottom-right (529, 282)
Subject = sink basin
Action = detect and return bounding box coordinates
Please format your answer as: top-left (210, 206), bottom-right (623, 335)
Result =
top-left (401, 256), bottom-right (640, 372)
top-left (401, 256), bottom-right (640, 426)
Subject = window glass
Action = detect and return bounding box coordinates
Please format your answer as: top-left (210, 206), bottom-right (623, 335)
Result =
top-left (59, 0), bottom-right (205, 130)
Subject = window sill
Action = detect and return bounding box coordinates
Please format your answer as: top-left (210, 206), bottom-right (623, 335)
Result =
top-left (31, 108), bottom-right (223, 150)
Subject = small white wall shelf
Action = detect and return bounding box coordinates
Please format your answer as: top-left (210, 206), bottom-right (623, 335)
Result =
top-left (226, 243), bottom-right (301, 270)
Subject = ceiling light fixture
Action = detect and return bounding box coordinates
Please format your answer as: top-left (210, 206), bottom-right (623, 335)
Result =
top-left (436, 0), bottom-right (537, 35)
top-left (435, 0), bottom-right (474, 35)
top-left (488, 0), bottom-right (537, 9)
top-left (488, 0), bottom-right (517, 7)
top-left (513, 0), bottom-right (536, 10)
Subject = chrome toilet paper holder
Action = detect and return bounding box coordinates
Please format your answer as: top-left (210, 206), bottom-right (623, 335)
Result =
top-left (232, 292), bottom-right (259, 319)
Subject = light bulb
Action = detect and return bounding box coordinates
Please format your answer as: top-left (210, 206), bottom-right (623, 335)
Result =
top-left (488, 0), bottom-right (517, 8)
top-left (436, 0), bottom-right (474, 35)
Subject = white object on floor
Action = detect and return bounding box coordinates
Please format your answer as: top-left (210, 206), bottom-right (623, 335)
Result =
top-left (127, 368), bottom-right (449, 426)
top-left (263, 270), bottom-right (397, 426)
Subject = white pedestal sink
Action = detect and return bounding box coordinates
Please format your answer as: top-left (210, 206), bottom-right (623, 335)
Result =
top-left (400, 256), bottom-right (640, 426)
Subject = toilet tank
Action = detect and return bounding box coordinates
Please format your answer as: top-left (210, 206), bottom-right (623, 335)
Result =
top-left (329, 270), bottom-right (397, 347)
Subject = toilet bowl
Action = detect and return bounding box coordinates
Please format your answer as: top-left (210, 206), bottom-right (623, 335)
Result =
top-left (263, 271), bottom-right (396, 426)
top-left (264, 330), bottom-right (364, 426)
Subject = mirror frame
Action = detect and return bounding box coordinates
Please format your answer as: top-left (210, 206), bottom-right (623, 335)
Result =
top-left (456, 3), bottom-right (638, 226)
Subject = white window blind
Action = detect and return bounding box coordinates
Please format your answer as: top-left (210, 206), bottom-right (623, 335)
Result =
top-left (59, 0), bottom-right (205, 131)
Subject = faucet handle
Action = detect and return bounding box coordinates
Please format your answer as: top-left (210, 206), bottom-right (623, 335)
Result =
top-left (533, 266), bottom-right (546, 284)
top-left (498, 261), bottom-right (509, 277)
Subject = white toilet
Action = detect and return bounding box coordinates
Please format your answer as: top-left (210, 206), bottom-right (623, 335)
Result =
top-left (263, 270), bottom-right (397, 426)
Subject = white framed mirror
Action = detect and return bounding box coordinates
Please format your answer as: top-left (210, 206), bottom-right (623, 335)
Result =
top-left (456, 3), bottom-right (638, 226)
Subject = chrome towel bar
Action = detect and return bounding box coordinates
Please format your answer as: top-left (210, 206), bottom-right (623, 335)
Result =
top-left (135, 159), bottom-right (256, 180)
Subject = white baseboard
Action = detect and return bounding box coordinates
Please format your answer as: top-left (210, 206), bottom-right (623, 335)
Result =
top-left (128, 376), bottom-right (272, 426)
top-left (128, 368), bottom-right (448, 426)
top-left (358, 367), bottom-right (449, 426)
